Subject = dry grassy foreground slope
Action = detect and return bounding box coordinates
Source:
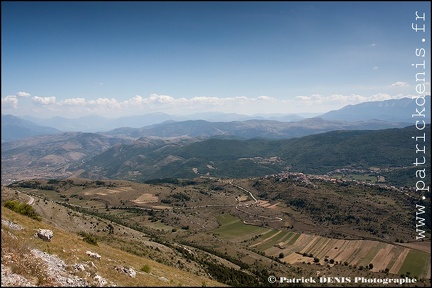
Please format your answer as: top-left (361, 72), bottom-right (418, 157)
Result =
top-left (1, 206), bottom-right (225, 287)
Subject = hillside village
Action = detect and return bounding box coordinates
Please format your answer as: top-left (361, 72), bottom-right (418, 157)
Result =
top-left (272, 169), bottom-right (410, 194)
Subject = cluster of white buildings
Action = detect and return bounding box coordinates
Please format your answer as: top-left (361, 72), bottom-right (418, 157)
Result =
top-left (266, 170), bottom-right (414, 194)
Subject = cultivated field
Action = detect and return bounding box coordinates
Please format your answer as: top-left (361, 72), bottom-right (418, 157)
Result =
top-left (3, 177), bottom-right (431, 286)
top-left (247, 229), bottom-right (431, 279)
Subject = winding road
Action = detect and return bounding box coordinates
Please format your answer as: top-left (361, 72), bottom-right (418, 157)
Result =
top-left (230, 182), bottom-right (283, 223)
top-left (27, 195), bottom-right (35, 205)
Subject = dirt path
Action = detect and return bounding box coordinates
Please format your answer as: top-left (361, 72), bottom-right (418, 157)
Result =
top-left (27, 195), bottom-right (35, 205)
top-left (396, 241), bottom-right (431, 253)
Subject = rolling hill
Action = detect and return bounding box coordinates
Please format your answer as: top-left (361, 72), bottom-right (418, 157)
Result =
top-left (3, 175), bottom-right (430, 286)
top-left (72, 125), bottom-right (430, 183)
top-left (1, 132), bottom-right (135, 184)
top-left (103, 118), bottom-right (410, 140)
top-left (1, 188), bottom-right (226, 287)
top-left (2, 118), bottom-right (429, 187)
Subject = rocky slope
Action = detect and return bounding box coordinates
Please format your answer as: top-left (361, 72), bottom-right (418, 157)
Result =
top-left (1, 192), bottom-right (225, 287)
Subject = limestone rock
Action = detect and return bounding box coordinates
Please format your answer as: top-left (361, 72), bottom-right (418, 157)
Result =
top-left (35, 229), bottom-right (53, 242)
top-left (86, 251), bottom-right (101, 260)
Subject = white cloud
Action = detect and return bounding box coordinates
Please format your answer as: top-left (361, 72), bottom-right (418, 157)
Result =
top-left (391, 81), bottom-right (409, 87)
top-left (0, 92), bottom-right (31, 110)
top-left (114, 94), bottom-right (285, 115)
top-left (258, 96), bottom-right (273, 101)
top-left (369, 93), bottom-right (393, 101)
top-left (1, 95), bottom-right (18, 108)
top-left (16, 91), bottom-right (31, 97)
top-left (61, 98), bottom-right (87, 106)
top-left (88, 98), bottom-right (121, 109)
top-left (153, 95), bottom-right (175, 104)
top-left (2, 90), bottom-right (421, 118)
top-left (32, 96), bottom-right (56, 105)
top-left (367, 93), bottom-right (409, 101)
top-left (372, 66), bottom-right (379, 70)
top-left (188, 96), bottom-right (224, 105)
top-left (295, 93), bottom-right (408, 106)
top-left (127, 95), bottom-right (145, 105)
top-left (296, 93), bottom-right (366, 104)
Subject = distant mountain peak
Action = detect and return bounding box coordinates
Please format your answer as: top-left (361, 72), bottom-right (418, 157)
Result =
top-left (319, 96), bottom-right (431, 123)
top-left (1, 114), bottom-right (61, 142)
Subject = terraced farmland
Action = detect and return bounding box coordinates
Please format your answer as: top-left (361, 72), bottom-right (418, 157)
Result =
top-left (247, 230), bottom-right (431, 279)
top-left (212, 214), bottom-right (430, 280)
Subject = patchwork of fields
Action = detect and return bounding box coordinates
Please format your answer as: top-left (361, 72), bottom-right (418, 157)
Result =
top-left (214, 214), bottom-right (431, 279)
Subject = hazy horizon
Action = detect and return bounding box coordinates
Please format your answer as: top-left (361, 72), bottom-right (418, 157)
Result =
top-left (5, 95), bottom-right (427, 121)
top-left (2, 1), bottom-right (430, 118)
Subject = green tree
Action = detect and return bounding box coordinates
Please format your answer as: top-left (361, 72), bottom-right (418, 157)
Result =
top-left (107, 224), bottom-right (114, 235)
top-left (141, 264), bottom-right (151, 273)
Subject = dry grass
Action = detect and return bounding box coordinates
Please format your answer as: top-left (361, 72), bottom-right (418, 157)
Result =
top-left (2, 220), bottom-right (54, 286)
top-left (1, 207), bottom-right (226, 287)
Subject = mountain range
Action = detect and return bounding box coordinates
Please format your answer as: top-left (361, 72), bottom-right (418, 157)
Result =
top-left (20, 111), bottom-right (308, 133)
top-left (1, 96), bottom-right (431, 186)
top-left (101, 118), bottom-right (410, 140)
top-left (73, 124), bottom-right (431, 181)
top-left (2, 122), bottom-right (430, 186)
top-left (2, 98), bottom-right (430, 288)
top-left (1, 114), bottom-right (61, 142)
top-left (3, 96), bottom-right (430, 142)
top-left (320, 96), bottom-right (431, 122)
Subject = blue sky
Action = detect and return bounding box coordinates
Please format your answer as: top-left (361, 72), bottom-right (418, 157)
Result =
top-left (1, 1), bottom-right (430, 118)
